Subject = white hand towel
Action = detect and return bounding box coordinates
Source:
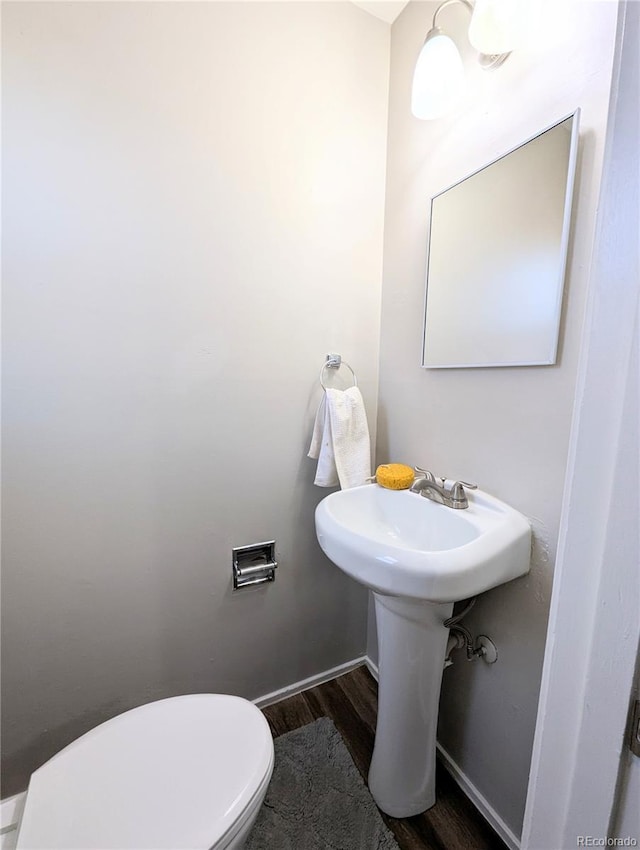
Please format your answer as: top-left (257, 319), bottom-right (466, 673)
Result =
top-left (308, 393), bottom-right (339, 487)
top-left (308, 386), bottom-right (371, 489)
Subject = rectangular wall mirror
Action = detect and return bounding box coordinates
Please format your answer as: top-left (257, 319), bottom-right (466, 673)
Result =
top-left (422, 111), bottom-right (580, 369)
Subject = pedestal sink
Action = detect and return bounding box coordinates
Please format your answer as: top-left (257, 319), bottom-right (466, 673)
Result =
top-left (315, 483), bottom-right (531, 818)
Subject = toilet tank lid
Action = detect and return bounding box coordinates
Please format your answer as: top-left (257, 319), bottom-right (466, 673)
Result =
top-left (16, 694), bottom-right (274, 850)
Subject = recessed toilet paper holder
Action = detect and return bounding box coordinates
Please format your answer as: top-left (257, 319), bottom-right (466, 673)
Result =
top-left (232, 541), bottom-right (277, 590)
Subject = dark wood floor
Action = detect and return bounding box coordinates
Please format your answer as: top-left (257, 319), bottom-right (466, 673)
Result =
top-left (262, 666), bottom-right (508, 850)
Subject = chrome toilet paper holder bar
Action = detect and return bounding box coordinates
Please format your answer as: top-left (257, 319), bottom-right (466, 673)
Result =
top-left (232, 541), bottom-right (277, 590)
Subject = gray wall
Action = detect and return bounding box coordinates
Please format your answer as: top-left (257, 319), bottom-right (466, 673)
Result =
top-left (1, 1), bottom-right (389, 796)
top-left (372, 0), bottom-right (617, 837)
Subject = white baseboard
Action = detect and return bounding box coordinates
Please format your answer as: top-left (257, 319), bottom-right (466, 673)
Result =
top-left (0, 794), bottom-right (25, 837)
top-left (436, 742), bottom-right (520, 850)
top-left (364, 656), bottom-right (379, 680)
top-left (253, 655), bottom-right (369, 709)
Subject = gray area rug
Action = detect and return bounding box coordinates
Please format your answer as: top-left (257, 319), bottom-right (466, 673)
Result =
top-left (246, 717), bottom-right (399, 850)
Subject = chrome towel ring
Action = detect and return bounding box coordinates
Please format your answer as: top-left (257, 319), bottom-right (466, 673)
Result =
top-left (319, 353), bottom-right (358, 390)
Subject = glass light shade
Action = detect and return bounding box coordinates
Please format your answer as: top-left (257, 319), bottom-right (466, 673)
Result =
top-left (411, 31), bottom-right (465, 121)
top-left (468, 0), bottom-right (521, 55)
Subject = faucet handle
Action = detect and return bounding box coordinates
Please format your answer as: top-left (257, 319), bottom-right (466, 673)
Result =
top-left (450, 480), bottom-right (477, 507)
top-left (414, 466), bottom-right (436, 482)
top-left (439, 477), bottom-right (477, 491)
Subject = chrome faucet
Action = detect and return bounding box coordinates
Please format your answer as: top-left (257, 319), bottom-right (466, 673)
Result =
top-left (410, 467), bottom-right (477, 510)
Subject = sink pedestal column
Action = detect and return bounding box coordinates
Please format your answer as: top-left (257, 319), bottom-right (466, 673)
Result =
top-left (368, 593), bottom-right (453, 818)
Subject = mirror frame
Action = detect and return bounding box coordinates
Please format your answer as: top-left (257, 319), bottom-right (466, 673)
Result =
top-left (421, 109), bottom-right (581, 369)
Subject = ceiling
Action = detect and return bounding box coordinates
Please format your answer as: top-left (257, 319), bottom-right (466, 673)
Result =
top-left (351, 1), bottom-right (410, 24)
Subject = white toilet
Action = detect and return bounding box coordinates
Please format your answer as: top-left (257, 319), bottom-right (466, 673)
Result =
top-left (15, 694), bottom-right (274, 850)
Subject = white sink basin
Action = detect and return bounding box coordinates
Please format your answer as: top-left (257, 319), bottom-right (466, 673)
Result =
top-left (315, 483), bottom-right (531, 602)
top-left (315, 481), bottom-right (532, 818)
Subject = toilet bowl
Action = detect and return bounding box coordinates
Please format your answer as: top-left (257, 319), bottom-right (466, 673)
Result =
top-left (15, 694), bottom-right (274, 850)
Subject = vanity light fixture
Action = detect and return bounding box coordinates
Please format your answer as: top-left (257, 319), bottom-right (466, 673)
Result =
top-left (411, 0), bottom-right (515, 121)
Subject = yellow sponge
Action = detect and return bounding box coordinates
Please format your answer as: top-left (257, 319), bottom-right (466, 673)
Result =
top-left (375, 463), bottom-right (415, 490)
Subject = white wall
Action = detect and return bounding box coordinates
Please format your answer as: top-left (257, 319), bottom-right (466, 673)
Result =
top-left (1, 1), bottom-right (389, 795)
top-left (374, 0), bottom-right (617, 837)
